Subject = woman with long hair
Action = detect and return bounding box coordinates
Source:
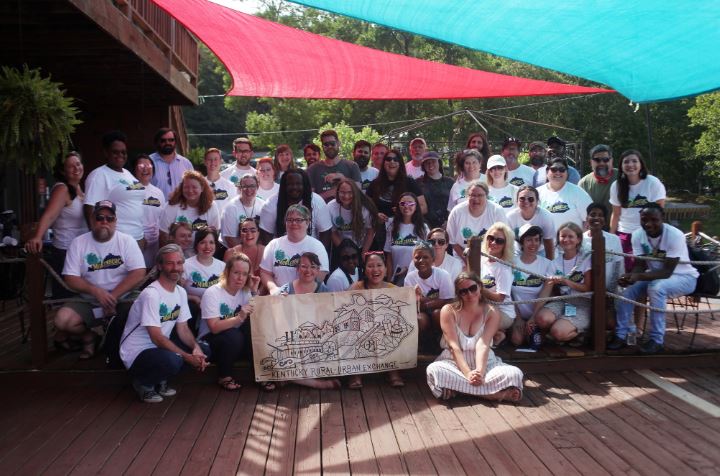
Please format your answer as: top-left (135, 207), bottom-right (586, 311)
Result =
top-left (609, 149), bottom-right (666, 271)
top-left (506, 185), bottom-right (555, 259)
top-left (255, 157), bottom-right (280, 201)
top-left (347, 252), bottom-right (405, 389)
top-left (273, 144), bottom-right (296, 183)
top-left (485, 155), bottom-right (519, 211)
top-left (325, 239), bottom-right (361, 292)
top-left (199, 253), bottom-right (260, 391)
top-left (327, 178), bottom-right (377, 254)
top-left (160, 170), bottom-right (220, 246)
top-left (448, 149), bottom-right (485, 211)
top-left (384, 192), bottom-right (429, 284)
top-left (480, 223), bottom-right (517, 346)
top-left (221, 173), bottom-right (266, 249)
top-left (426, 272), bottom-right (524, 402)
top-left (463, 131), bottom-right (492, 174)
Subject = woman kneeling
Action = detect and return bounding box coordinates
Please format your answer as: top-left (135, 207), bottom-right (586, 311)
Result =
top-left (426, 272), bottom-right (524, 402)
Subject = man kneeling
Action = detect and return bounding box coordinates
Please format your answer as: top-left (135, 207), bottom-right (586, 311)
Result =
top-left (120, 244), bottom-right (209, 402)
top-left (608, 204), bottom-right (698, 354)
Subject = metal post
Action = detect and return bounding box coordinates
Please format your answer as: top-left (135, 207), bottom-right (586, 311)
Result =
top-left (591, 231), bottom-right (607, 353)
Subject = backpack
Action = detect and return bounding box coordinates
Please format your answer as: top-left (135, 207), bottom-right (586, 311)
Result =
top-left (102, 301), bottom-right (136, 369)
top-left (687, 245), bottom-right (720, 296)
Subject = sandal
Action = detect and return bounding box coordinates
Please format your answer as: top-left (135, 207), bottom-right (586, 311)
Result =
top-left (347, 375), bottom-right (363, 389)
top-left (387, 372), bottom-right (405, 388)
top-left (260, 381), bottom-right (276, 392)
top-left (497, 386), bottom-right (523, 403)
top-left (218, 377), bottom-right (242, 391)
top-left (54, 339), bottom-right (81, 352)
top-left (79, 335), bottom-right (99, 360)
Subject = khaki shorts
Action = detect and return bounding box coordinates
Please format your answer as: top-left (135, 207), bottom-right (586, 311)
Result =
top-left (63, 301), bottom-right (104, 329)
top-left (543, 299), bottom-right (591, 332)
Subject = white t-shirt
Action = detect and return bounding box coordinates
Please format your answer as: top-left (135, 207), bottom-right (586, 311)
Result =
top-left (325, 267), bottom-right (359, 292)
top-left (405, 161), bottom-right (424, 180)
top-left (221, 164), bottom-right (257, 185)
top-left (221, 196), bottom-right (266, 239)
top-left (51, 184), bottom-right (88, 250)
top-left (140, 183), bottom-right (166, 244)
top-left (404, 267), bottom-right (454, 299)
top-left (507, 207), bottom-right (556, 247)
top-left (609, 175), bottom-right (666, 233)
top-left (632, 224), bottom-right (698, 277)
top-left (480, 256), bottom-right (516, 320)
top-left (159, 202), bottom-right (221, 239)
top-left (552, 250), bottom-right (592, 296)
top-left (206, 176), bottom-right (238, 214)
top-left (538, 182), bottom-right (593, 230)
top-left (62, 231), bottom-right (145, 299)
top-left (325, 199), bottom-right (373, 245)
top-left (507, 164), bottom-right (535, 187)
top-left (359, 167), bottom-right (379, 193)
top-left (84, 165), bottom-right (145, 240)
top-left (198, 283), bottom-right (252, 338)
top-left (383, 220), bottom-right (429, 277)
top-left (260, 235), bottom-right (329, 287)
top-left (583, 230), bottom-right (623, 290)
top-left (447, 176), bottom-right (485, 211)
top-left (408, 252), bottom-right (464, 281)
top-left (446, 200), bottom-right (507, 248)
top-left (511, 255), bottom-right (557, 319)
top-left (182, 256), bottom-right (225, 298)
top-left (256, 182), bottom-right (280, 202)
top-left (258, 193), bottom-right (331, 240)
top-left (120, 281), bottom-right (192, 368)
top-left (488, 183), bottom-right (519, 210)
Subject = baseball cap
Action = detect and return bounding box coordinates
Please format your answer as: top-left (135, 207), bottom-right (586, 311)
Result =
top-left (547, 136), bottom-right (566, 147)
top-left (421, 151), bottom-right (441, 162)
top-left (486, 155), bottom-right (507, 169)
top-left (516, 224), bottom-right (543, 242)
top-left (502, 137), bottom-right (522, 149)
top-left (93, 200), bottom-right (116, 215)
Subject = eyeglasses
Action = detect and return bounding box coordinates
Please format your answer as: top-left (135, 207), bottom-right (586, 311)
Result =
top-left (322, 141), bottom-right (337, 148)
top-left (384, 155), bottom-right (401, 163)
top-left (486, 235), bottom-right (506, 245)
top-left (549, 167), bottom-right (567, 173)
top-left (95, 215), bottom-right (116, 223)
top-left (363, 251), bottom-right (385, 259)
top-left (399, 200), bottom-right (416, 207)
top-left (591, 157), bottom-right (611, 163)
top-left (428, 238), bottom-right (447, 246)
top-left (468, 193), bottom-right (486, 199)
top-left (341, 254), bottom-right (358, 261)
top-left (240, 227), bottom-right (257, 233)
top-left (285, 218), bottom-right (307, 224)
top-left (518, 196), bottom-right (536, 203)
top-left (299, 264), bottom-right (320, 271)
top-left (235, 148), bottom-right (252, 154)
top-left (458, 283), bottom-right (479, 296)
top-left (240, 184), bottom-right (258, 190)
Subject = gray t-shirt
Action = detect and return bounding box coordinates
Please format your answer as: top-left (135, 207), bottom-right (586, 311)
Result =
top-left (306, 160), bottom-right (361, 195)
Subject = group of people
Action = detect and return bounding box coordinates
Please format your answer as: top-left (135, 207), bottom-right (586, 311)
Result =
top-left (24, 126), bottom-right (698, 404)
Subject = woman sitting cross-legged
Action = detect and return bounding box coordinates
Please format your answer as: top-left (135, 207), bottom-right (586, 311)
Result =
top-left (426, 272), bottom-right (524, 402)
top-left (199, 253), bottom-right (260, 391)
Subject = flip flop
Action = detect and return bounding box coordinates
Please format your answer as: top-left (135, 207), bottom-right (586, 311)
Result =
top-left (218, 377), bottom-right (242, 391)
top-left (347, 375), bottom-right (363, 389)
top-left (260, 381), bottom-right (276, 392)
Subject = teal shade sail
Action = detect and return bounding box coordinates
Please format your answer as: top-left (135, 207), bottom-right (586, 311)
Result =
top-left (291, 0), bottom-right (720, 103)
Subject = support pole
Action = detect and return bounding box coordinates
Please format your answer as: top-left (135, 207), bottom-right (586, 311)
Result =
top-left (467, 237), bottom-right (482, 276)
top-left (26, 254), bottom-right (47, 368)
top-left (591, 231), bottom-right (607, 353)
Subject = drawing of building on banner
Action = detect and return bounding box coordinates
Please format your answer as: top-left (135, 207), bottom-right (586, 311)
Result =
top-left (260, 293), bottom-right (413, 371)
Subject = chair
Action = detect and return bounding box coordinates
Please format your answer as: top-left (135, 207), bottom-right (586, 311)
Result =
top-left (0, 251), bottom-right (28, 343)
top-left (668, 293), bottom-right (717, 349)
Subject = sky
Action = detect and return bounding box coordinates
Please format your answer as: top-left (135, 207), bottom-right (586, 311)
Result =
top-left (210, 0), bottom-right (262, 14)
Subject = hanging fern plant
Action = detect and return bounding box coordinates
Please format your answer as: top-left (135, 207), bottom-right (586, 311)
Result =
top-left (0, 65), bottom-right (82, 173)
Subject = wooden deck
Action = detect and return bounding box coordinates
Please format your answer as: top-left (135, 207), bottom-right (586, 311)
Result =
top-left (1, 367), bottom-right (720, 475)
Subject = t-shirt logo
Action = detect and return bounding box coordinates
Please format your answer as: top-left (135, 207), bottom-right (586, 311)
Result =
top-left (230, 175), bottom-right (239, 184)
top-left (461, 227), bottom-right (487, 244)
top-left (143, 196), bottom-right (162, 207)
top-left (159, 303), bottom-right (182, 323)
top-left (459, 188), bottom-right (467, 199)
top-left (497, 196), bottom-right (514, 208)
top-left (513, 271), bottom-right (542, 287)
top-left (641, 244), bottom-right (667, 258)
top-left (274, 250), bottom-right (301, 268)
top-left (190, 272), bottom-right (220, 289)
top-left (362, 179), bottom-right (371, 191)
top-left (85, 253), bottom-right (124, 272)
top-left (426, 288), bottom-right (440, 299)
top-left (219, 302), bottom-right (243, 320)
top-left (191, 218), bottom-right (208, 231)
top-left (481, 274), bottom-right (496, 289)
top-left (548, 201), bottom-right (570, 214)
top-left (392, 233), bottom-right (419, 247)
top-left (214, 189), bottom-right (229, 200)
top-left (628, 194), bottom-right (649, 208)
top-left (333, 215), bottom-right (352, 231)
top-left (119, 179), bottom-right (145, 191)
top-left (567, 270), bottom-right (584, 283)
top-left (509, 177), bottom-right (525, 187)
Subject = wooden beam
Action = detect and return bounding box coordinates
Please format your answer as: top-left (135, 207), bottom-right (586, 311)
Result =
top-left (591, 231), bottom-right (607, 354)
top-left (26, 254), bottom-right (47, 368)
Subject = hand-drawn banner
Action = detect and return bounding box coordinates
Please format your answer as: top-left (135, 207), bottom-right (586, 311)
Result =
top-left (250, 287), bottom-right (418, 382)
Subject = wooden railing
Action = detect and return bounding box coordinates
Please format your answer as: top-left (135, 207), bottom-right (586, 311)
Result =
top-left (115, 0), bottom-right (198, 86)
top-left (170, 105), bottom-right (188, 155)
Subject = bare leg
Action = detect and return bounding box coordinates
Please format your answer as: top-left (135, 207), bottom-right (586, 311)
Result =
top-left (480, 386), bottom-right (522, 403)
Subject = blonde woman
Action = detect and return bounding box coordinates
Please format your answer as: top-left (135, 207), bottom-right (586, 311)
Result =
top-left (480, 222), bottom-right (516, 346)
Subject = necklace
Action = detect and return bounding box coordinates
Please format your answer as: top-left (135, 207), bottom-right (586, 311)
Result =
top-left (240, 199), bottom-right (256, 220)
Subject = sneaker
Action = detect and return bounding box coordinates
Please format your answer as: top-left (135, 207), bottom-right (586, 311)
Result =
top-left (607, 336), bottom-right (627, 350)
top-left (133, 380), bottom-right (164, 403)
top-left (639, 340), bottom-right (664, 355)
top-left (157, 381), bottom-right (177, 397)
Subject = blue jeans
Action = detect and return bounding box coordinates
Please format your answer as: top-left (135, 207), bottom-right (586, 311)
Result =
top-left (615, 274), bottom-right (697, 344)
top-left (128, 334), bottom-right (211, 387)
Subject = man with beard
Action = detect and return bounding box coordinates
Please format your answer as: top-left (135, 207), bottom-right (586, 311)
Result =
top-left (120, 244), bottom-right (209, 402)
top-left (535, 136), bottom-right (581, 186)
top-left (405, 137), bottom-right (427, 179)
top-left (352, 140), bottom-right (378, 192)
top-left (307, 129), bottom-right (361, 202)
top-left (608, 204), bottom-right (698, 354)
top-left (56, 200), bottom-right (146, 360)
top-left (528, 141), bottom-right (548, 185)
top-left (578, 144), bottom-right (618, 213)
top-left (149, 127), bottom-right (194, 200)
top-left (502, 137), bottom-right (535, 187)
top-left (222, 137), bottom-right (257, 185)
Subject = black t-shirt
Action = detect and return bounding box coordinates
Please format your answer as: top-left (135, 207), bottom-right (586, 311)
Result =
top-left (367, 177), bottom-right (423, 216)
top-left (418, 175), bottom-right (454, 228)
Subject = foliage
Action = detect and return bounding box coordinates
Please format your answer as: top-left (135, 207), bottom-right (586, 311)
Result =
top-left (688, 92), bottom-right (720, 181)
top-left (312, 121), bottom-right (382, 160)
top-left (185, 146), bottom-right (207, 167)
top-left (0, 65), bottom-right (82, 173)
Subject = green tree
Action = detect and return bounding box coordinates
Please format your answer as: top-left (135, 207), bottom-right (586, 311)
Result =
top-left (688, 92), bottom-right (720, 182)
top-left (312, 121), bottom-right (382, 161)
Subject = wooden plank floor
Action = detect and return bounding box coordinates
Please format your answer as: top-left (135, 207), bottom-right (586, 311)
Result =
top-left (1, 369), bottom-right (719, 475)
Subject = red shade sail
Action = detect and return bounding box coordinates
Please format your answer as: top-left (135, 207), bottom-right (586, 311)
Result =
top-left (154, 0), bottom-right (612, 100)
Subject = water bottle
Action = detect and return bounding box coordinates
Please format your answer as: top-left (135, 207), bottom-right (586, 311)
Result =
top-left (626, 332), bottom-right (637, 346)
top-left (530, 329), bottom-right (543, 350)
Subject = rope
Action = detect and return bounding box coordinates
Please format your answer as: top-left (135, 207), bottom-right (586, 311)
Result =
top-left (474, 250), bottom-right (560, 282)
top-left (603, 249), bottom-right (720, 267)
top-left (607, 292), bottom-right (720, 315)
top-left (486, 292), bottom-right (593, 306)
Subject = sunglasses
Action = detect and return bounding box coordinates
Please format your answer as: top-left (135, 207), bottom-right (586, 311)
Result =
top-left (428, 238), bottom-right (447, 246)
top-left (341, 254), bottom-right (358, 261)
top-left (95, 215), bottom-right (116, 223)
top-left (384, 155), bottom-right (402, 163)
top-left (518, 196), bottom-right (536, 203)
top-left (399, 200), bottom-right (416, 207)
top-left (549, 167), bottom-right (567, 173)
top-left (486, 235), bottom-right (506, 245)
top-left (591, 157), bottom-right (611, 163)
top-left (322, 141), bottom-right (337, 148)
top-left (458, 283), bottom-right (479, 296)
